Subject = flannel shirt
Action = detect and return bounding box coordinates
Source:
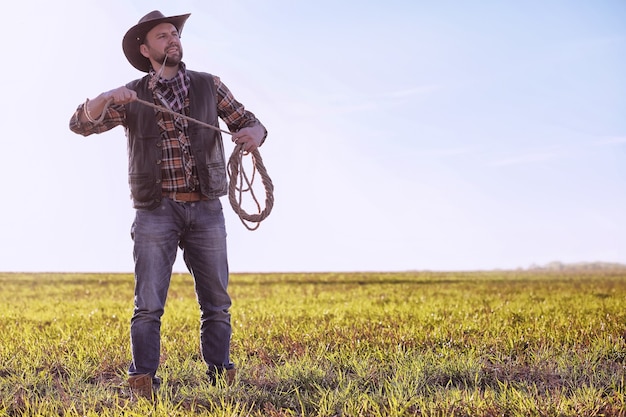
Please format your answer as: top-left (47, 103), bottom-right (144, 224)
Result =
top-left (152, 65), bottom-right (197, 191)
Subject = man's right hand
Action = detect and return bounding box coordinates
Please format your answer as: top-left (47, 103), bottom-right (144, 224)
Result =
top-left (81, 87), bottom-right (137, 124)
top-left (103, 86), bottom-right (137, 105)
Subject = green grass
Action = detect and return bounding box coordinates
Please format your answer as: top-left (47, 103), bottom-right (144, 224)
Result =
top-left (0, 271), bottom-right (624, 416)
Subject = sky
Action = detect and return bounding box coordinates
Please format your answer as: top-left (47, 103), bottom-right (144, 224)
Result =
top-left (1, 0), bottom-right (624, 273)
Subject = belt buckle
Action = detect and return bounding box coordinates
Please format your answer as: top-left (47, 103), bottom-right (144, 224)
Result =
top-left (169, 191), bottom-right (185, 203)
top-left (171, 191), bottom-right (201, 203)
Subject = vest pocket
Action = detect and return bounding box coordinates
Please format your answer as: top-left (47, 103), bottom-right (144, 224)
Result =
top-left (206, 164), bottom-right (227, 194)
top-left (129, 173), bottom-right (158, 203)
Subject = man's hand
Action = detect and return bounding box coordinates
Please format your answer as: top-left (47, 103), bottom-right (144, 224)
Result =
top-left (232, 124), bottom-right (267, 153)
top-left (81, 87), bottom-right (137, 124)
top-left (103, 86), bottom-right (137, 105)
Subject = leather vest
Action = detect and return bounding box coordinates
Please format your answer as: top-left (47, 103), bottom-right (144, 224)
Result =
top-left (124, 70), bottom-right (226, 209)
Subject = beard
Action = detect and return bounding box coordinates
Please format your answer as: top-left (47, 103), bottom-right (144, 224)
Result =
top-left (152, 46), bottom-right (183, 67)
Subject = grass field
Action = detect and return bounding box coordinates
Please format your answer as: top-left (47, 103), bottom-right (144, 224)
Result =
top-left (0, 270), bottom-right (624, 416)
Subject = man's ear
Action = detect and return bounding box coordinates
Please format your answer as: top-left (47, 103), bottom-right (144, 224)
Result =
top-left (139, 44), bottom-right (149, 58)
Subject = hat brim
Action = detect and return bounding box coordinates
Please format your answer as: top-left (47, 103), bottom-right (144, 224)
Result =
top-left (122, 13), bottom-right (191, 73)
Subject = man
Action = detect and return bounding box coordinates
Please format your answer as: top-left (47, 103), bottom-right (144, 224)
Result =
top-left (69, 10), bottom-right (267, 399)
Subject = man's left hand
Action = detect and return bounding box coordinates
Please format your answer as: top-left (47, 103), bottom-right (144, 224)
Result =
top-left (232, 124), bottom-right (266, 153)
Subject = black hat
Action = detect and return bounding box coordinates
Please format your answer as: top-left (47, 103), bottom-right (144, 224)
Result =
top-left (122, 10), bottom-right (191, 72)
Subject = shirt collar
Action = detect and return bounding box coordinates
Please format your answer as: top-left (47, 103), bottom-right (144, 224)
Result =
top-left (148, 62), bottom-right (188, 90)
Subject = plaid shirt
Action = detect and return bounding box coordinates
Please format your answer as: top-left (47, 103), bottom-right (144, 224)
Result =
top-left (70, 65), bottom-right (263, 193)
top-left (152, 65), bottom-right (197, 191)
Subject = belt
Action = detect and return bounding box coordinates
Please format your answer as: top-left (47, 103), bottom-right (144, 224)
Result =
top-left (162, 191), bottom-right (208, 202)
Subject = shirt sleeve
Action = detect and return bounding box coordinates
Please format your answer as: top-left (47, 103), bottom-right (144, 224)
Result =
top-left (69, 102), bottom-right (127, 136)
top-left (214, 76), bottom-right (267, 140)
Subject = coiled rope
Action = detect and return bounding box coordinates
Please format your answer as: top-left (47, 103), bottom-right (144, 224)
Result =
top-left (227, 144), bottom-right (274, 231)
top-left (87, 97), bottom-right (274, 230)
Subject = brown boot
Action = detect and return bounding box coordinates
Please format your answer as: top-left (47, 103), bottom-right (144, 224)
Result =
top-left (208, 368), bottom-right (236, 386)
top-left (226, 368), bottom-right (236, 385)
top-left (128, 373), bottom-right (153, 401)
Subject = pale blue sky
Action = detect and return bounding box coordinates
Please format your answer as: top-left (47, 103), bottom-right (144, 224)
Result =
top-left (2, 0), bottom-right (624, 272)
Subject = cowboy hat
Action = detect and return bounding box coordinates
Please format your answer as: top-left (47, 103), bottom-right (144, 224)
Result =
top-left (122, 10), bottom-right (191, 72)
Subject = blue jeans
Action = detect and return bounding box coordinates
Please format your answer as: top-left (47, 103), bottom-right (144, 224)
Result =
top-left (128, 197), bottom-right (234, 381)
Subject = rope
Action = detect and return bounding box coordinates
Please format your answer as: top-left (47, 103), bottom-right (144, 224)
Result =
top-left (89, 97), bottom-right (274, 229)
top-left (134, 98), bottom-right (232, 135)
top-left (227, 145), bottom-right (275, 231)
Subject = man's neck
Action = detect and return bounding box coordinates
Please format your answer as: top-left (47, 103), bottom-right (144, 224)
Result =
top-left (154, 64), bottom-right (180, 80)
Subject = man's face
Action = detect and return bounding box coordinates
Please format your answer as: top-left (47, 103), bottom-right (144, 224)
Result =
top-left (140, 22), bottom-right (183, 67)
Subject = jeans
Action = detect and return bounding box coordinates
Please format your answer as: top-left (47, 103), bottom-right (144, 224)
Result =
top-left (128, 197), bottom-right (234, 381)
